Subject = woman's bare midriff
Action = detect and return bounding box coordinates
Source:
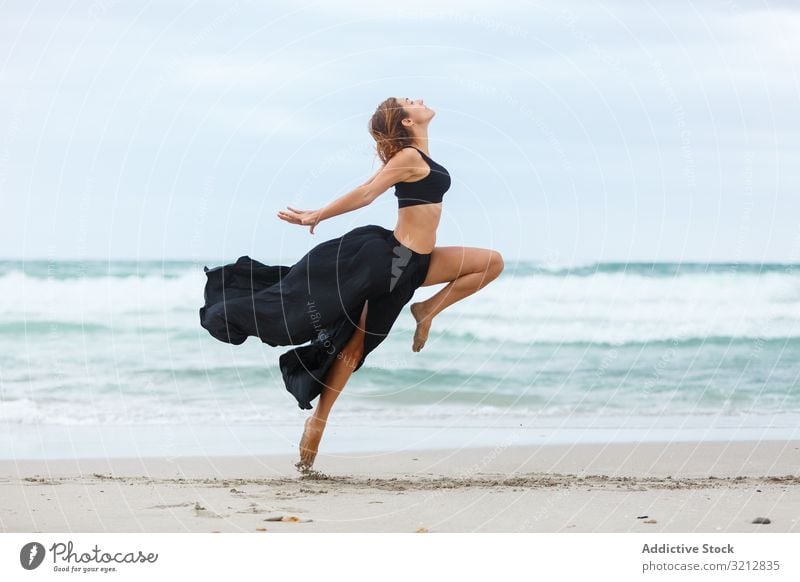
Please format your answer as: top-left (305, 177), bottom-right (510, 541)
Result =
top-left (393, 203), bottom-right (442, 254)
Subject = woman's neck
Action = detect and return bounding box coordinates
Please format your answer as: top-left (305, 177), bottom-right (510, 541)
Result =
top-left (410, 135), bottom-right (430, 154)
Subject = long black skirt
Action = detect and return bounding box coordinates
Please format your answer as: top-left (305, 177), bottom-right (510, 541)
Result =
top-left (198, 224), bottom-right (432, 410)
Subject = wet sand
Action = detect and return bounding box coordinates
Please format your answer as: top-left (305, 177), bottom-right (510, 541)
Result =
top-left (2, 440), bottom-right (799, 532)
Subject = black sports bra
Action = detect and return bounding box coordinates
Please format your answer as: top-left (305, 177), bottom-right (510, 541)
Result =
top-left (393, 146), bottom-right (451, 208)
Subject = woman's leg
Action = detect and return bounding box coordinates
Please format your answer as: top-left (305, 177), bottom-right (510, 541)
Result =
top-left (297, 300), bottom-right (369, 470)
top-left (410, 247), bottom-right (504, 351)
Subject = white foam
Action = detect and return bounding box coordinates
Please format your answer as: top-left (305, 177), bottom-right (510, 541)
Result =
top-left (1, 268), bottom-right (799, 343)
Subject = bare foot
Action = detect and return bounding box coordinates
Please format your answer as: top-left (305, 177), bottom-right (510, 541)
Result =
top-left (295, 416), bottom-right (326, 471)
top-left (410, 302), bottom-right (432, 352)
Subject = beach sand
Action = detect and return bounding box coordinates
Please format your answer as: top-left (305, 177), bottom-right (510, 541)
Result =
top-left (2, 440), bottom-right (799, 533)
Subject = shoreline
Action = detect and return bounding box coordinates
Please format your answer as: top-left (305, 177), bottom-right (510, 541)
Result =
top-left (2, 439), bottom-right (799, 532)
top-left (4, 413), bottom-right (800, 460)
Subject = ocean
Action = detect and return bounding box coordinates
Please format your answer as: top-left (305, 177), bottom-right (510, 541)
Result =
top-left (2, 259), bottom-right (799, 459)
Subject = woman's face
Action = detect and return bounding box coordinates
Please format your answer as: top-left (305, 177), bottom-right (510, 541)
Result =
top-left (397, 96), bottom-right (435, 125)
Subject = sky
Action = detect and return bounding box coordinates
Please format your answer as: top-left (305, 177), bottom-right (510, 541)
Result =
top-left (1, 0), bottom-right (798, 264)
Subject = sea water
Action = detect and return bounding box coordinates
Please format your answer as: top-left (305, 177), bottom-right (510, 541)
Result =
top-left (1, 259), bottom-right (799, 459)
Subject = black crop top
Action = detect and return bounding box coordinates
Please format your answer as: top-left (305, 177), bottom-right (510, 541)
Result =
top-left (393, 146), bottom-right (451, 208)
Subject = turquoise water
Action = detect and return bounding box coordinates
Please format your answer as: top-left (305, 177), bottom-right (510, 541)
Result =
top-left (1, 259), bottom-right (799, 457)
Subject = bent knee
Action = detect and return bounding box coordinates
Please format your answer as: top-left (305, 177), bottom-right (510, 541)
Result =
top-left (488, 250), bottom-right (504, 278)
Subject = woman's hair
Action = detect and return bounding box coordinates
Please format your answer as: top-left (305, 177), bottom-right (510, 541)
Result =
top-left (368, 97), bottom-right (412, 164)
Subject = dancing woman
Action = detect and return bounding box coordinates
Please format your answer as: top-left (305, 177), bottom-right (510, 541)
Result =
top-left (199, 96), bottom-right (504, 470)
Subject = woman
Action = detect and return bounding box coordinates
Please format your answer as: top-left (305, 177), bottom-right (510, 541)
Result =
top-left (199, 96), bottom-right (504, 471)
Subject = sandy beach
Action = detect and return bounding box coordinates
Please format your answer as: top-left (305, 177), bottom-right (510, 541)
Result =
top-left (2, 439), bottom-right (799, 533)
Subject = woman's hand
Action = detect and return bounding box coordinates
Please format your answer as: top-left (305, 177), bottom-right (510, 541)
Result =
top-left (277, 206), bottom-right (322, 234)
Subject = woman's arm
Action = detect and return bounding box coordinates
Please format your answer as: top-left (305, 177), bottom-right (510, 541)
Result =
top-left (277, 148), bottom-right (418, 233)
top-left (316, 183), bottom-right (373, 222)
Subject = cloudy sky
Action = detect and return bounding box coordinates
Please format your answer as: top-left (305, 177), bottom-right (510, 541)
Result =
top-left (1, 0), bottom-right (798, 263)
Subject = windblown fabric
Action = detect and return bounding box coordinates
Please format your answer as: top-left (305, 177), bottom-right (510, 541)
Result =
top-left (199, 224), bottom-right (431, 409)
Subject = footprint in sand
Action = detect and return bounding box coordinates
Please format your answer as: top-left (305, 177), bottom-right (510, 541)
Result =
top-left (193, 501), bottom-right (225, 519)
top-left (235, 502), bottom-right (269, 515)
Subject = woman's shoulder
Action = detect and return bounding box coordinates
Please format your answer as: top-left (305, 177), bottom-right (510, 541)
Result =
top-left (399, 145), bottom-right (424, 155)
top-left (395, 146), bottom-right (422, 157)
top-left (382, 146), bottom-right (423, 167)
top-left (391, 147), bottom-right (426, 164)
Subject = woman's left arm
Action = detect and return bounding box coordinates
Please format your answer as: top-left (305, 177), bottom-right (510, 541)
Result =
top-left (276, 183), bottom-right (372, 234)
top-left (277, 154), bottom-right (413, 234)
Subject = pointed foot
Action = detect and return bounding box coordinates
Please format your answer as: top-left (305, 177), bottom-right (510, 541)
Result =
top-left (410, 302), bottom-right (433, 352)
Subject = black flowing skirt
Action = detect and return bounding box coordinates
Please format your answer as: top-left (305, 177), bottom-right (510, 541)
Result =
top-left (198, 224), bottom-right (432, 410)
